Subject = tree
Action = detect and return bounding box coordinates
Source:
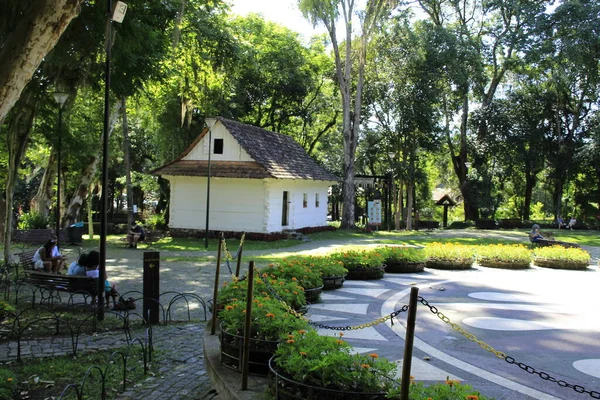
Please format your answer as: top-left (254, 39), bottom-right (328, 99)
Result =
top-left (299, 0), bottom-right (396, 228)
top-left (0, 0), bottom-right (85, 122)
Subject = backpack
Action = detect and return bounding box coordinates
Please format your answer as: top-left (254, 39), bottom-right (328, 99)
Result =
top-left (114, 296), bottom-right (136, 311)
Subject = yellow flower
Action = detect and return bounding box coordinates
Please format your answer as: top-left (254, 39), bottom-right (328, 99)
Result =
top-left (7, 378), bottom-right (13, 382)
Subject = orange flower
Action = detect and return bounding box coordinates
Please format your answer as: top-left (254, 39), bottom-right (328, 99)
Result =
top-left (446, 379), bottom-right (459, 387)
top-left (242, 309), bottom-right (247, 313)
top-left (288, 334), bottom-right (295, 339)
top-left (225, 305), bottom-right (234, 311)
top-left (339, 332), bottom-right (344, 337)
top-left (465, 396), bottom-right (479, 400)
top-left (369, 353), bottom-right (379, 359)
top-left (298, 330), bottom-right (306, 334)
top-left (361, 364), bottom-right (371, 369)
top-left (287, 339), bottom-right (295, 343)
top-left (266, 313), bottom-right (275, 318)
top-left (7, 378), bottom-right (13, 382)
top-left (292, 277), bottom-right (297, 281)
top-left (299, 351), bottom-right (307, 356)
top-left (336, 339), bottom-right (344, 345)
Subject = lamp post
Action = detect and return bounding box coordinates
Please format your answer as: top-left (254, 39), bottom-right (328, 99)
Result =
top-left (204, 118), bottom-right (217, 249)
top-left (53, 92), bottom-right (69, 248)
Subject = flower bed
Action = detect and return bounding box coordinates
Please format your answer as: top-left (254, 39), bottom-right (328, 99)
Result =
top-left (330, 249), bottom-right (386, 280)
top-left (424, 243), bottom-right (475, 270)
top-left (269, 330), bottom-right (396, 399)
top-left (475, 244), bottom-right (531, 269)
top-left (533, 246), bottom-right (591, 270)
top-left (379, 246), bottom-right (426, 273)
top-left (218, 274), bottom-right (306, 311)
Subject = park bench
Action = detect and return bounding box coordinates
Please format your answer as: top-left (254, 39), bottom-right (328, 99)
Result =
top-left (20, 271), bottom-right (99, 307)
top-left (16, 249), bottom-right (37, 271)
top-left (13, 229), bottom-right (68, 245)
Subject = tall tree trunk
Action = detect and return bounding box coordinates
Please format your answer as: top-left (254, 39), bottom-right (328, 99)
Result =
top-left (0, 0), bottom-right (84, 122)
top-left (523, 172), bottom-right (536, 221)
top-left (30, 150), bottom-right (57, 218)
top-left (394, 180), bottom-right (402, 230)
top-left (63, 100), bottom-right (122, 226)
top-left (3, 94), bottom-right (37, 263)
top-left (122, 96), bottom-right (134, 227)
top-left (405, 181), bottom-right (414, 231)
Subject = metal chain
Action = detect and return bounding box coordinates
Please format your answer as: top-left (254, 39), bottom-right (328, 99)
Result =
top-left (418, 296), bottom-right (600, 399)
top-left (221, 233), bottom-right (246, 261)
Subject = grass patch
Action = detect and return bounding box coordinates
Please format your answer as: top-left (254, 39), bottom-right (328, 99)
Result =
top-left (0, 345), bottom-right (154, 399)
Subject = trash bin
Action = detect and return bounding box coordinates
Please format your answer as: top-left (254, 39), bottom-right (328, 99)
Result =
top-left (67, 222), bottom-right (84, 244)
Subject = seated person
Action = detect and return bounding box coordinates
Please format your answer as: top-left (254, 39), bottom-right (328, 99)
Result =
top-left (568, 217), bottom-right (577, 230)
top-left (32, 237), bottom-right (67, 273)
top-left (529, 224), bottom-right (545, 243)
top-left (67, 253), bottom-right (88, 276)
top-left (557, 216), bottom-right (565, 229)
top-left (127, 223), bottom-right (145, 248)
top-left (50, 235), bottom-right (67, 270)
top-left (85, 250), bottom-right (118, 308)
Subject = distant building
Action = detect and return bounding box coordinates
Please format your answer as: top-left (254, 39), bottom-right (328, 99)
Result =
top-left (152, 117), bottom-right (338, 234)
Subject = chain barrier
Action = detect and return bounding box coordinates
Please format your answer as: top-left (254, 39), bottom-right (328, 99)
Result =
top-left (418, 296), bottom-right (600, 398)
top-left (258, 267), bottom-right (409, 330)
top-left (221, 233), bottom-right (246, 275)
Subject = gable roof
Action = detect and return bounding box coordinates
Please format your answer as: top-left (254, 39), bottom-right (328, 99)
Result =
top-left (152, 117), bottom-right (338, 182)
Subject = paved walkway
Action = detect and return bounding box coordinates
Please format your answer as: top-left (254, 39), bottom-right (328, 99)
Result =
top-left (4, 229), bottom-right (599, 399)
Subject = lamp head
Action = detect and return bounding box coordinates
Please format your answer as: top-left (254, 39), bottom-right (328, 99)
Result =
top-left (53, 92), bottom-right (69, 107)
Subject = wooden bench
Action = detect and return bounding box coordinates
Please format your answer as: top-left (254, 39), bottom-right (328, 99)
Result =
top-left (16, 249), bottom-right (37, 271)
top-left (21, 271), bottom-right (99, 306)
top-left (13, 229), bottom-right (68, 245)
top-left (529, 237), bottom-right (581, 249)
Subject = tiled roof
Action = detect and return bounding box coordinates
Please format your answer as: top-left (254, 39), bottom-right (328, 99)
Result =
top-left (152, 117), bottom-right (339, 182)
top-left (151, 160), bottom-right (271, 179)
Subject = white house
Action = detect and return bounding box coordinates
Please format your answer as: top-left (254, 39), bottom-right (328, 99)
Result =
top-left (152, 117), bottom-right (338, 234)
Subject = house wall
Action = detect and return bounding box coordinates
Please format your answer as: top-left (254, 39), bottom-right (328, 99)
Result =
top-left (183, 123), bottom-right (252, 162)
top-left (167, 176), bottom-right (266, 232)
top-left (166, 176), bottom-right (331, 233)
top-left (265, 180), bottom-right (330, 232)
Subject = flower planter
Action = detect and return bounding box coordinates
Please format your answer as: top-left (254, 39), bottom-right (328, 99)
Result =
top-left (268, 357), bottom-right (388, 400)
top-left (478, 260), bottom-right (530, 269)
top-left (385, 261), bottom-right (425, 273)
top-left (533, 258), bottom-right (589, 270)
top-left (322, 275), bottom-right (346, 290)
top-left (219, 327), bottom-right (279, 376)
top-left (426, 259), bottom-right (473, 270)
top-left (304, 285), bottom-right (324, 303)
top-left (345, 265), bottom-right (386, 280)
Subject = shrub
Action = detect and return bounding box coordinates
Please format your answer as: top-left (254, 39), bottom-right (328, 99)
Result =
top-left (533, 246), bottom-right (591, 263)
top-left (475, 244), bottom-right (531, 268)
top-left (379, 246), bottom-right (427, 264)
top-left (273, 329), bottom-right (398, 393)
top-left (218, 297), bottom-right (309, 341)
top-left (424, 243), bottom-right (475, 263)
top-left (17, 211), bottom-right (48, 229)
top-left (145, 213), bottom-right (166, 230)
top-left (218, 274), bottom-right (306, 310)
top-left (301, 255), bottom-right (348, 278)
top-left (264, 259), bottom-right (324, 289)
top-left (330, 248), bottom-right (386, 269)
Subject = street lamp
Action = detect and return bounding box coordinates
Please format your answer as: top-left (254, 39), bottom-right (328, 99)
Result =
top-left (53, 92), bottom-right (69, 248)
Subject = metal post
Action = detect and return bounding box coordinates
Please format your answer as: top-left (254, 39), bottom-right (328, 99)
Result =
top-left (56, 106), bottom-right (62, 247)
top-left (210, 233), bottom-right (223, 335)
top-left (400, 286), bottom-right (419, 400)
top-left (241, 261), bottom-right (255, 390)
top-left (98, 0), bottom-right (112, 320)
top-left (204, 128), bottom-right (212, 249)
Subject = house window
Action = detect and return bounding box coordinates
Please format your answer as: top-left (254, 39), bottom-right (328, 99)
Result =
top-left (303, 193), bottom-right (308, 208)
top-left (315, 193), bottom-right (319, 207)
top-left (213, 138), bottom-right (223, 154)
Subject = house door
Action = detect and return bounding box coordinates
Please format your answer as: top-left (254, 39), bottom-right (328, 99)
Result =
top-left (282, 191), bottom-right (289, 226)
